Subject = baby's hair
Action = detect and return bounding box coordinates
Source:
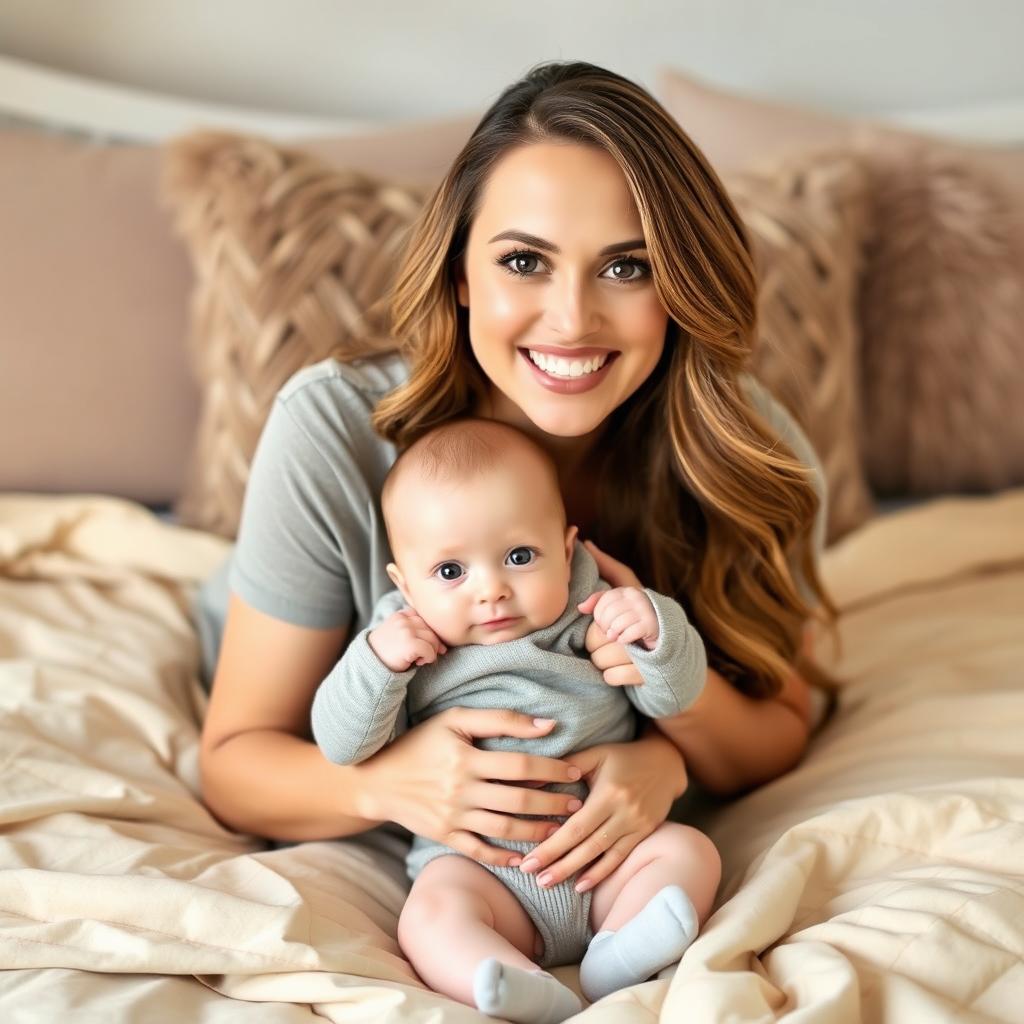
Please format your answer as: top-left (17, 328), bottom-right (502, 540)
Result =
top-left (381, 418), bottom-right (565, 551)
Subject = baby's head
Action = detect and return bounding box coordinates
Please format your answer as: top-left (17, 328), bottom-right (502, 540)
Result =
top-left (381, 418), bottom-right (578, 647)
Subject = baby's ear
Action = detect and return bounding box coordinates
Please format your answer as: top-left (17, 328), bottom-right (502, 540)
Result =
top-left (386, 562), bottom-right (409, 602)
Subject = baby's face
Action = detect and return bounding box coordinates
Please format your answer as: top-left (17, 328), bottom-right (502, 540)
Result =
top-left (386, 462), bottom-right (577, 647)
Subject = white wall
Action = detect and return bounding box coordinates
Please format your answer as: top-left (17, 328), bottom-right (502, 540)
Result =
top-left (0, 0), bottom-right (1021, 121)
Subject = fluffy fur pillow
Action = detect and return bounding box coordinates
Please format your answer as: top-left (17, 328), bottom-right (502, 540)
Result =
top-left (163, 132), bottom-right (873, 542)
top-left (656, 67), bottom-right (1024, 499)
top-left (856, 134), bottom-right (1024, 496)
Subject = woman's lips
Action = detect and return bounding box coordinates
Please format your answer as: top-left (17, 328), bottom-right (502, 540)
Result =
top-left (518, 348), bottom-right (618, 395)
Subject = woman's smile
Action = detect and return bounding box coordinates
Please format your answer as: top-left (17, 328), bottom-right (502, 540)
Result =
top-left (518, 347), bottom-right (621, 394)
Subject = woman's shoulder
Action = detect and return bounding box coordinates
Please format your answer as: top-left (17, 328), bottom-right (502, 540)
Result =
top-left (737, 372), bottom-right (823, 480)
top-left (266, 350), bottom-right (410, 464)
top-left (276, 350), bottom-right (410, 410)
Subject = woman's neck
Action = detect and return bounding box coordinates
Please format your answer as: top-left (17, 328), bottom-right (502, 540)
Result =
top-left (474, 387), bottom-right (606, 485)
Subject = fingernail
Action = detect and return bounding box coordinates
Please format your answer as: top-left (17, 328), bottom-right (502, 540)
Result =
top-left (537, 872), bottom-right (553, 886)
top-left (567, 798), bottom-right (583, 812)
top-left (575, 878), bottom-right (593, 893)
top-left (520, 858), bottom-right (539, 873)
top-left (534, 718), bottom-right (555, 727)
top-left (508, 856), bottom-right (523, 867)
top-left (567, 767), bottom-right (582, 781)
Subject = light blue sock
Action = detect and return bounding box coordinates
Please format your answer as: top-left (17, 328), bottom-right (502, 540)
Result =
top-left (473, 957), bottom-right (582, 1024)
top-left (579, 884), bottom-right (698, 1003)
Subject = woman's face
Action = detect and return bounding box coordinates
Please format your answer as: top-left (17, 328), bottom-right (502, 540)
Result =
top-left (455, 142), bottom-right (670, 440)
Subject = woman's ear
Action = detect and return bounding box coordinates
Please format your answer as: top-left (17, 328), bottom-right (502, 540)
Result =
top-left (454, 263), bottom-right (469, 308)
top-left (564, 524), bottom-right (579, 566)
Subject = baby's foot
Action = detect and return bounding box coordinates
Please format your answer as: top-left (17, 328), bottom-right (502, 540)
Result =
top-left (579, 884), bottom-right (698, 1002)
top-left (473, 956), bottom-right (581, 1024)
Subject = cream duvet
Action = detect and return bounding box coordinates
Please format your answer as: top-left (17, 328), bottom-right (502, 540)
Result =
top-left (1, 490), bottom-right (1021, 1022)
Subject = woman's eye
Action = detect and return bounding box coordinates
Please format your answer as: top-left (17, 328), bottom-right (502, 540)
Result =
top-left (494, 248), bottom-right (650, 284)
top-left (507, 547), bottom-right (535, 566)
top-left (436, 563), bottom-right (463, 582)
top-left (604, 259), bottom-right (648, 282)
top-left (497, 251), bottom-right (543, 277)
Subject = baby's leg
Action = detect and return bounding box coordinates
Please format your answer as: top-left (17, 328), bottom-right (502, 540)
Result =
top-left (579, 823), bottom-right (721, 1002)
top-left (590, 822), bottom-right (720, 931)
top-left (399, 854), bottom-right (581, 1023)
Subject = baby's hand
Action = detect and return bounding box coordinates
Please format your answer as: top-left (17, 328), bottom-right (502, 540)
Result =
top-left (368, 608), bottom-right (448, 672)
top-left (577, 587), bottom-right (659, 651)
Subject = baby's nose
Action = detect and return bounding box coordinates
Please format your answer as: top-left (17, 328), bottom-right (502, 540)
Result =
top-left (476, 572), bottom-right (511, 601)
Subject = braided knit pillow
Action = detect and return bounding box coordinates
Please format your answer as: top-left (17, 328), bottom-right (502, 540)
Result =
top-left (162, 131), bottom-right (426, 538)
top-left (163, 132), bottom-right (873, 543)
top-left (730, 148), bottom-right (875, 542)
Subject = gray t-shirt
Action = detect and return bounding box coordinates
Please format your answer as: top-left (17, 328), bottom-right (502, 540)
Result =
top-left (191, 349), bottom-right (830, 841)
top-left (193, 349), bottom-right (828, 686)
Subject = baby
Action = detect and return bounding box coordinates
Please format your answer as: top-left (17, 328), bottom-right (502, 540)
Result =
top-left (311, 418), bottom-right (721, 1023)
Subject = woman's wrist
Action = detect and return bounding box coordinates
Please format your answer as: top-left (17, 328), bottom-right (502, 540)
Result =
top-left (637, 718), bottom-right (687, 799)
top-left (348, 757), bottom-right (388, 824)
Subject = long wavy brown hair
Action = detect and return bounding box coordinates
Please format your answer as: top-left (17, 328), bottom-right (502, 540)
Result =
top-left (355, 60), bottom-right (842, 700)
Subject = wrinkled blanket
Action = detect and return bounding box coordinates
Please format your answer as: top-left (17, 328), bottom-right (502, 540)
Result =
top-left (1, 490), bottom-right (1022, 1021)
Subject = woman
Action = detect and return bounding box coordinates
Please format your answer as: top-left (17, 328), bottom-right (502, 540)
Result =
top-left (197, 59), bottom-right (838, 901)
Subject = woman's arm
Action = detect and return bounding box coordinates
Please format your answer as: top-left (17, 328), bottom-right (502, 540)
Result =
top-left (653, 657), bottom-right (812, 797)
top-left (200, 592), bottom-right (379, 841)
top-left (581, 539), bottom-right (816, 796)
top-left (200, 591), bottom-right (588, 853)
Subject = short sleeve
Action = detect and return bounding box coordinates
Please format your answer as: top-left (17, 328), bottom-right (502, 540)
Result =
top-left (740, 374), bottom-right (829, 598)
top-left (228, 396), bottom-right (354, 629)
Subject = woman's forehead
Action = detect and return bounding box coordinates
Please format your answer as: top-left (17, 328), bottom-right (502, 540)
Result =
top-left (472, 143), bottom-right (641, 240)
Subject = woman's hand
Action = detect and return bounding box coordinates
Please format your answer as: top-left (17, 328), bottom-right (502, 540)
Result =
top-left (355, 708), bottom-right (586, 868)
top-left (517, 727), bottom-right (686, 892)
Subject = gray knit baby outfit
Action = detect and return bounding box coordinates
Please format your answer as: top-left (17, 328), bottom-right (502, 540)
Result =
top-left (311, 540), bottom-right (707, 968)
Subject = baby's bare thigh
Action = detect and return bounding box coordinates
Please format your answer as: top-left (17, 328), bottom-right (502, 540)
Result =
top-left (589, 822), bottom-right (719, 931)
top-left (401, 855), bottom-right (542, 961)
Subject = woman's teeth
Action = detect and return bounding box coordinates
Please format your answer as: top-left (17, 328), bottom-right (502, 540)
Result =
top-left (527, 350), bottom-right (610, 378)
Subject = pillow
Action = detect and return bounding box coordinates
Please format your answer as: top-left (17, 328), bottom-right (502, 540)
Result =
top-left (729, 148), bottom-right (875, 542)
top-left (857, 140), bottom-right (1024, 495)
top-left (0, 130), bottom-right (199, 505)
top-left (0, 111), bottom-right (481, 509)
top-left (161, 131), bottom-right (431, 539)
top-left (656, 68), bottom-right (1024, 497)
top-left (163, 132), bottom-right (874, 543)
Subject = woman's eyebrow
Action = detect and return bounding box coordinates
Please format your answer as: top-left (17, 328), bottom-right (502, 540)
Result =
top-left (488, 230), bottom-right (646, 257)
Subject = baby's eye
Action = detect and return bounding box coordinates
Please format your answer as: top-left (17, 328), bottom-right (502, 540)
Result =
top-left (507, 547), bottom-right (535, 566)
top-left (436, 562), bottom-right (463, 582)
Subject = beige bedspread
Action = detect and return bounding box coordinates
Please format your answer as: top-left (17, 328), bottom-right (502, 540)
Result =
top-left (1, 490), bottom-right (1021, 1022)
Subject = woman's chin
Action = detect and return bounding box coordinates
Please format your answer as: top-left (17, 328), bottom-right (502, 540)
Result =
top-left (520, 400), bottom-right (609, 438)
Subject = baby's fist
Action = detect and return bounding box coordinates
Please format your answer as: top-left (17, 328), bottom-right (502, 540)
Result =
top-left (578, 586), bottom-right (659, 650)
top-left (368, 608), bottom-right (448, 672)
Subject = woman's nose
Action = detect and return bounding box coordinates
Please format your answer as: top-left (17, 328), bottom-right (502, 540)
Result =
top-left (546, 273), bottom-right (600, 340)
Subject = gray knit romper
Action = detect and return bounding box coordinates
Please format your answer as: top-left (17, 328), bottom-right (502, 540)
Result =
top-left (311, 541), bottom-right (707, 967)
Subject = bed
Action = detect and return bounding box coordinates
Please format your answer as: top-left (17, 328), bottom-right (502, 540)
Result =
top-left (2, 52), bottom-right (1023, 1023)
top-left (2, 488), bottom-right (1022, 1020)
